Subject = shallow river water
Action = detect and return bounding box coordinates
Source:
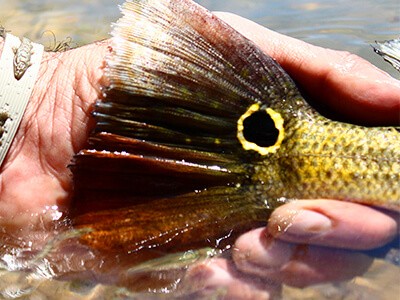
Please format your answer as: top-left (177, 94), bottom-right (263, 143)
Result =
top-left (0, 0), bottom-right (399, 299)
top-left (1, 0), bottom-right (399, 77)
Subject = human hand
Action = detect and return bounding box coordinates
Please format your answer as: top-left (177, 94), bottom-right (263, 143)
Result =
top-left (0, 9), bottom-right (399, 298)
top-left (0, 38), bottom-right (109, 237)
top-left (181, 12), bottom-right (400, 299)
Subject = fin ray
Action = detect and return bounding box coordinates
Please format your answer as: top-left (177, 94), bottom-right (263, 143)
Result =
top-left (74, 187), bottom-right (271, 255)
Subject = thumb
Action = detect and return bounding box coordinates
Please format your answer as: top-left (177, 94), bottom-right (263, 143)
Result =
top-left (214, 12), bottom-right (400, 125)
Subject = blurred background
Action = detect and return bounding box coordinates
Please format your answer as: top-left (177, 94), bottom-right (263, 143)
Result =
top-left (0, 0), bottom-right (399, 77)
top-left (0, 1), bottom-right (399, 298)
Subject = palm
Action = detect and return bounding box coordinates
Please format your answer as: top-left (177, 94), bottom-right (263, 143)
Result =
top-left (0, 17), bottom-right (398, 297)
top-left (0, 42), bottom-right (108, 230)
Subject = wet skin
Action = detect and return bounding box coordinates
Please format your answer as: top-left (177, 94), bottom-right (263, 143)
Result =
top-left (0, 12), bottom-right (398, 298)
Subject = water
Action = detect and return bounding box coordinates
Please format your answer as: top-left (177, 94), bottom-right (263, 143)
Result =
top-left (0, 0), bottom-right (399, 299)
top-left (0, 0), bottom-right (398, 77)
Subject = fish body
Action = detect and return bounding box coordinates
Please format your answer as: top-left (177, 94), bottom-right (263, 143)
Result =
top-left (70, 0), bottom-right (399, 269)
top-left (252, 110), bottom-right (399, 208)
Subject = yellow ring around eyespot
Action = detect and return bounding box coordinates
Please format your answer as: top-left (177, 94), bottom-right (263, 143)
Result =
top-left (237, 104), bottom-right (285, 155)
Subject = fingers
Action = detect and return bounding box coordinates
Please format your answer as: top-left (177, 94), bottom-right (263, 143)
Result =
top-left (232, 199), bottom-right (398, 287)
top-left (183, 257), bottom-right (281, 299)
top-left (214, 12), bottom-right (400, 125)
top-left (267, 200), bottom-right (398, 250)
top-left (184, 200), bottom-right (397, 291)
top-left (233, 227), bottom-right (373, 288)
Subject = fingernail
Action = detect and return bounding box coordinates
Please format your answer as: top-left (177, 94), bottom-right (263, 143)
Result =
top-left (284, 210), bottom-right (332, 237)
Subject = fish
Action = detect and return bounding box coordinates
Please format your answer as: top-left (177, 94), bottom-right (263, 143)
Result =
top-left (69, 0), bottom-right (400, 281)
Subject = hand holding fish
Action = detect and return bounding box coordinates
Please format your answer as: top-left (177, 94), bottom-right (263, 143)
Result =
top-left (0, 3), bottom-right (399, 298)
top-left (176, 13), bottom-right (400, 298)
top-left (0, 38), bottom-right (109, 232)
top-left (215, 12), bottom-right (400, 125)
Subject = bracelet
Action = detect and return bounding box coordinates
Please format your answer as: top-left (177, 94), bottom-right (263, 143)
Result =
top-left (0, 33), bottom-right (44, 168)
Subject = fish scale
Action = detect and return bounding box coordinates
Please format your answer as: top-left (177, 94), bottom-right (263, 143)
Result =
top-left (68, 0), bottom-right (399, 281)
top-left (254, 117), bottom-right (400, 206)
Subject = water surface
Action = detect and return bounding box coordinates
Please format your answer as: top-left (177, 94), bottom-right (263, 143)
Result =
top-left (0, 0), bottom-right (399, 299)
top-left (1, 0), bottom-right (399, 77)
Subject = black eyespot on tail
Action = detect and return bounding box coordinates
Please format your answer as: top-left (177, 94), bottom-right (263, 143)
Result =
top-left (237, 104), bottom-right (285, 155)
top-left (242, 110), bottom-right (279, 147)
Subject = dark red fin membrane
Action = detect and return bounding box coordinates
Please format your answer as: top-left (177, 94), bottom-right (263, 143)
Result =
top-left (70, 0), bottom-right (298, 269)
top-left (74, 187), bottom-right (270, 254)
top-left (72, 146), bottom-right (239, 214)
top-left (69, 186), bottom-right (272, 289)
